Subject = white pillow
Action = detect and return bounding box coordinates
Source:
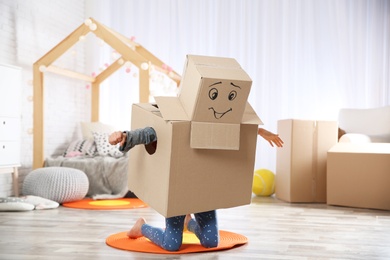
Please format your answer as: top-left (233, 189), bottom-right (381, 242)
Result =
top-left (92, 131), bottom-right (124, 157)
top-left (339, 133), bottom-right (372, 143)
top-left (81, 122), bottom-right (116, 140)
top-left (63, 139), bottom-right (97, 157)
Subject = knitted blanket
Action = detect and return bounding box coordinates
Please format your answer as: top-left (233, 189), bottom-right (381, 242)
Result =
top-left (44, 155), bottom-right (129, 199)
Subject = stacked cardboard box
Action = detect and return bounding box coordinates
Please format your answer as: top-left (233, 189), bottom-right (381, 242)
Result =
top-left (327, 143), bottom-right (390, 210)
top-left (275, 119), bottom-right (338, 203)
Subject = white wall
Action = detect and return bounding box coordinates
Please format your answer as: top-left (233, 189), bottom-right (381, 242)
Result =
top-left (0, 0), bottom-right (88, 196)
top-left (85, 0), bottom-right (390, 172)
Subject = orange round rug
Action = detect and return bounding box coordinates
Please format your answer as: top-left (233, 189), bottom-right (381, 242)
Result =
top-left (106, 230), bottom-right (248, 254)
top-left (62, 198), bottom-right (148, 210)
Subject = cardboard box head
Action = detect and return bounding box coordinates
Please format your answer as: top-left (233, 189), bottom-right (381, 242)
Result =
top-left (179, 55), bottom-right (252, 123)
top-left (155, 55), bottom-right (260, 150)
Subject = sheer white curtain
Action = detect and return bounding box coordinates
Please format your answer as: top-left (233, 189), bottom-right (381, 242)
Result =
top-left (86, 0), bottom-right (390, 171)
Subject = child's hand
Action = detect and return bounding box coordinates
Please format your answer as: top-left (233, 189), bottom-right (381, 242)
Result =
top-left (258, 128), bottom-right (284, 147)
top-left (109, 131), bottom-right (127, 147)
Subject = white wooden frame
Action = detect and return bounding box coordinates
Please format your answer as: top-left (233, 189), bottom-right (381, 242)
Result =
top-left (33, 18), bottom-right (180, 169)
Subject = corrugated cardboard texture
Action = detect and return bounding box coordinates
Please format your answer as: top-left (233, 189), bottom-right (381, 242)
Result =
top-left (154, 96), bottom-right (188, 121)
top-left (177, 55), bottom-right (252, 123)
top-left (276, 119), bottom-right (338, 203)
top-left (128, 103), bottom-right (258, 217)
top-left (242, 103), bottom-right (263, 125)
top-left (193, 78), bottom-right (251, 124)
top-left (327, 143), bottom-right (390, 210)
top-left (190, 122), bottom-right (240, 150)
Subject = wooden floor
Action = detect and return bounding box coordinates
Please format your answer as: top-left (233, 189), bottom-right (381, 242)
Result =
top-left (1, 195), bottom-right (389, 259)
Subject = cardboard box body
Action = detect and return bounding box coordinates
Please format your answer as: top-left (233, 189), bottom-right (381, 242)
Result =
top-left (275, 119), bottom-right (338, 202)
top-left (327, 143), bottom-right (390, 210)
top-left (128, 103), bottom-right (258, 217)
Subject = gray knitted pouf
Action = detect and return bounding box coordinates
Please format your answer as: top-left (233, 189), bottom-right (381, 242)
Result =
top-left (23, 167), bottom-right (89, 204)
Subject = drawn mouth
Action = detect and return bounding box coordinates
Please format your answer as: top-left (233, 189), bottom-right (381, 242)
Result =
top-left (208, 107), bottom-right (232, 119)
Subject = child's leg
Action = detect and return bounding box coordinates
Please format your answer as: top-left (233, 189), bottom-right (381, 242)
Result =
top-left (141, 215), bottom-right (185, 252)
top-left (187, 210), bottom-right (219, 248)
top-left (127, 218), bottom-right (146, 238)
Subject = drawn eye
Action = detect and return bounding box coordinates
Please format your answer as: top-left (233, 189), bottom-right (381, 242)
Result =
top-left (228, 90), bottom-right (237, 101)
top-left (209, 88), bottom-right (218, 100)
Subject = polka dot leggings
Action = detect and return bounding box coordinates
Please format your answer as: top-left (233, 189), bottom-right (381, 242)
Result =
top-left (141, 210), bottom-right (219, 251)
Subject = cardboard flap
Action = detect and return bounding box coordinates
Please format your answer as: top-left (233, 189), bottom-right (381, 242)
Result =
top-left (242, 102), bottom-right (263, 125)
top-left (190, 122), bottom-right (240, 150)
top-left (154, 96), bottom-right (188, 121)
top-left (134, 103), bottom-right (160, 112)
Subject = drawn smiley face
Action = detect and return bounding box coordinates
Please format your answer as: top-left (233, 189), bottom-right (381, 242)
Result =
top-left (207, 81), bottom-right (241, 119)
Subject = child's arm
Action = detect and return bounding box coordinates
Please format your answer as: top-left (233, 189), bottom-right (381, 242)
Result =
top-left (109, 127), bottom-right (157, 152)
top-left (258, 128), bottom-right (284, 147)
top-left (109, 131), bottom-right (127, 147)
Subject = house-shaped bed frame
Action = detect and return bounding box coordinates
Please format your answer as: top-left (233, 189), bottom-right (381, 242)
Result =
top-left (33, 18), bottom-right (181, 169)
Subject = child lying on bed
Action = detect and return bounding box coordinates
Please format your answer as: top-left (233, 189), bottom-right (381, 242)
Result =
top-left (109, 126), bottom-right (282, 251)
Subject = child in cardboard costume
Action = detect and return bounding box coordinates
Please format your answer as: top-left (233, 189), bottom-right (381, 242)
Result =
top-left (109, 55), bottom-right (283, 251)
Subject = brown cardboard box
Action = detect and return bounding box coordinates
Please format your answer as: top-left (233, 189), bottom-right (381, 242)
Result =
top-left (327, 143), bottom-right (390, 210)
top-left (128, 55), bottom-right (262, 217)
top-left (275, 119), bottom-right (338, 203)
